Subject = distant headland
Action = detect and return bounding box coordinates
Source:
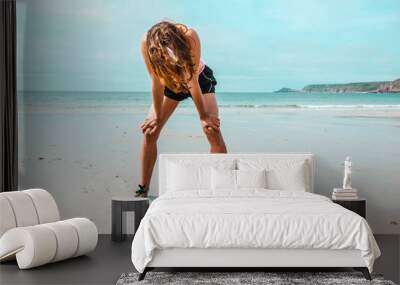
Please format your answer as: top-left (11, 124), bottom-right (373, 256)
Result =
top-left (274, 87), bottom-right (299, 93)
top-left (275, 78), bottom-right (400, 93)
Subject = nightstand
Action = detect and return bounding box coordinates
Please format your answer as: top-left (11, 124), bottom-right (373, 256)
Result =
top-left (111, 195), bottom-right (157, 242)
top-left (332, 198), bottom-right (366, 218)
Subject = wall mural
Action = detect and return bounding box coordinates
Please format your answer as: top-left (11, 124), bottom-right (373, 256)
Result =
top-left (16, 0), bottom-right (400, 234)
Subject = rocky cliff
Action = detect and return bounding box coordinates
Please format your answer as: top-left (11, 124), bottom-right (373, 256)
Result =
top-left (302, 78), bottom-right (400, 93)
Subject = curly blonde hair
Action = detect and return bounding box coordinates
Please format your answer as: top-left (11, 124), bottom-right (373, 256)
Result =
top-left (146, 21), bottom-right (195, 93)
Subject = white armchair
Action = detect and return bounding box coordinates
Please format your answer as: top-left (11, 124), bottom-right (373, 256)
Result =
top-left (0, 189), bottom-right (98, 269)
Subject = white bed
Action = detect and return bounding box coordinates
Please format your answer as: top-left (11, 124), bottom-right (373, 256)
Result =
top-left (131, 153), bottom-right (380, 280)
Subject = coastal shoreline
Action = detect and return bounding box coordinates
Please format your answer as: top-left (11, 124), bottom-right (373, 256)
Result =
top-left (275, 78), bottom-right (400, 94)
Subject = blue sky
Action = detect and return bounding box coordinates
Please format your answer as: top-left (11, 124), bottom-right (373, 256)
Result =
top-left (17, 0), bottom-right (400, 92)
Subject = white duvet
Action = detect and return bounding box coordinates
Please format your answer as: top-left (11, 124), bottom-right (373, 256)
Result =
top-left (131, 190), bottom-right (380, 273)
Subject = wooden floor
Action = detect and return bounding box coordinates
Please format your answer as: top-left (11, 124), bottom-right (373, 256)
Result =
top-left (0, 234), bottom-right (398, 285)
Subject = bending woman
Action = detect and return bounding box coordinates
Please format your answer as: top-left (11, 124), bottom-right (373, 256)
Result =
top-left (136, 21), bottom-right (227, 197)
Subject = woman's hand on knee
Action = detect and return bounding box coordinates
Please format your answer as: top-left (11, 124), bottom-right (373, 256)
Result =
top-left (141, 117), bottom-right (160, 135)
top-left (200, 115), bottom-right (220, 134)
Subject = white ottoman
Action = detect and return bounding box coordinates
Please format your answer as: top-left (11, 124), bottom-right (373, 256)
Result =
top-left (0, 189), bottom-right (98, 269)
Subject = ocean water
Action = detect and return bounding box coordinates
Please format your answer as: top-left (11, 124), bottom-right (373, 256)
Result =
top-left (18, 91), bottom-right (400, 113)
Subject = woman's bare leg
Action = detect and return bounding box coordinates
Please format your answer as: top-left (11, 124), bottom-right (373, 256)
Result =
top-left (202, 93), bottom-right (227, 153)
top-left (140, 97), bottom-right (178, 188)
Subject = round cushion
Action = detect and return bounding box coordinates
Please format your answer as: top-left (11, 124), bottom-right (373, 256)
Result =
top-left (65, 218), bottom-right (98, 257)
top-left (0, 192), bottom-right (39, 227)
top-left (0, 196), bottom-right (16, 237)
top-left (24, 189), bottom-right (60, 223)
top-left (42, 221), bottom-right (79, 262)
top-left (0, 226), bottom-right (57, 269)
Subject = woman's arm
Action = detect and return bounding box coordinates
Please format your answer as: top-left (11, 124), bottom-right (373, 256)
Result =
top-left (141, 36), bottom-right (163, 120)
top-left (186, 29), bottom-right (207, 119)
top-left (140, 36), bottom-right (164, 135)
top-left (186, 29), bottom-right (220, 133)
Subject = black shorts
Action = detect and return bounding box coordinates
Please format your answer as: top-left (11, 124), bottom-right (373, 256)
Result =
top-left (164, 65), bottom-right (217, 102)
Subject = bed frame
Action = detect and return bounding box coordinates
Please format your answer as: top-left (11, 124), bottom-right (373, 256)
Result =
top-left (141, 248), bottom-right (370, 280)
top-left (139, 153), bottom-right (371, 281)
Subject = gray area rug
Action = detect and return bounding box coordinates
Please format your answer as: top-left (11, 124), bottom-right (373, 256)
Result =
top-left (116, 272), bottom-right (396, 285)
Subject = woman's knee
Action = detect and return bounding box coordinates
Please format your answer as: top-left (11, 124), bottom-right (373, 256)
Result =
top-left (143, 128), bottom-right (161, 144)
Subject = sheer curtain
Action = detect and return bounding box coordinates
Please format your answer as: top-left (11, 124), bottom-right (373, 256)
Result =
top-left (0, 0), bottom-right (17, 192)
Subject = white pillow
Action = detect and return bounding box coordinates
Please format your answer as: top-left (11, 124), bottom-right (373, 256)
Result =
top-left (211, 168), bottom-right (268, 190)
top-left (236, 169), bottom-right (267, 189)
top-left (167, 162), bottom-right (210, 191)
top-left (238, 159), bottom-right (308, 191)
top-left (166, 159), bottom-right (236, 192)
top-left (211, 168), bottom-right (236, 190)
